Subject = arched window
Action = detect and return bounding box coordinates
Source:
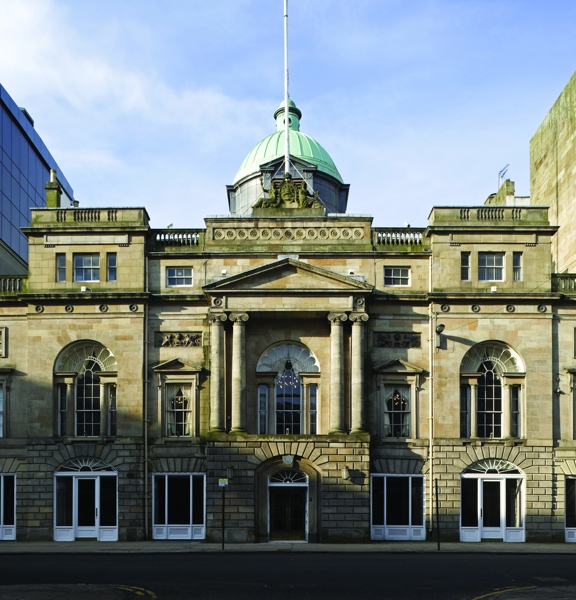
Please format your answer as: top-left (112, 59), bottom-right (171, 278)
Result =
top-left (256, 344), bottom-right (320, 435)
top-left (54, 341), bottom-right (117, 437)
top-left (460, 342), bottom-right (525, 439)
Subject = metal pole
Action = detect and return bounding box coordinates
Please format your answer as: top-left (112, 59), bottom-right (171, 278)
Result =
top-left (283, 0), bottom-right (290, 175)
top-left (435, 478), bottom-right (441, 551)
top-left (221, 484), bottom-right (225, 550)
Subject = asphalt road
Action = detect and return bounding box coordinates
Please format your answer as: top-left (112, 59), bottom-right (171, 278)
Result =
top-left (1, 553), bottom-right (576, 599)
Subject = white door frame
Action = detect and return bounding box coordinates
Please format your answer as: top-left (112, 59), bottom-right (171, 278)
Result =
top-left (268, 470), bottom-right (309, 542)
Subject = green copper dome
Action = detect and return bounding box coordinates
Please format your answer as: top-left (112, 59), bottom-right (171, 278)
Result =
top-left (233, 100), bottom-right (343, 185)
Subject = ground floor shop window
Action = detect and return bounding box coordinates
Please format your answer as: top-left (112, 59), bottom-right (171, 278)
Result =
top-left (566, 477), bottom-right (576, 542)
top-left (0, 474), bottom-right (15, 540)
top-left (54, 458), bottom-right (117, 542)
top-left (371, 474), bottom-right (425, 540)
top-left (152, 473), bottom-right (205, 540)
top-left (460, 459), bottom-right (524, 543)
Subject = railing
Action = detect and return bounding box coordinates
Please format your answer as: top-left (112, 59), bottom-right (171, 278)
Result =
top-left (553, 274), bottom-right (576, 293)
top-left (0, 277), bottom-right (26, 293)
top-left (56, 209), bottom-right (114, 223)
top-left (460, 208), bottom-right (523, 221)
top-left (154, 230), bottom-right (202, 246)
top-left (373, 228), bottom-right (426, 247)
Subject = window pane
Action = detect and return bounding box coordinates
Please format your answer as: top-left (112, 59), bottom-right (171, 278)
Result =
top-left (154, 475), bottom-right (166, 525)
top-left (384, 267), bottom-right (410, 286)
top-left (74, 254), bottom-right (100, 282)
top-left (56, 477), bottom-right (73, 526)
top-left (309, 384), bottom-right (318, 435)
top-left (166, 267), bottom-right (193, 287)
top-left (386, 477), bottom-right (410, 526)
top-left (166, 384), bottom-right (192, 437)
top-left (461, 478), bottom-right (478, 527)
top-left (99, 477), bottom-right (117, 526)
top-left (460, 384), bottom-right (470, 438)
top-left (107, 253), bottom-right (117, 282)
top-left (411, 477), bottom-right (424, 526)
top-left (567, 478), bottom-right (576, 528)
top-left (2, 475), bottom-right (15, 526)
top-left (258, 384), bottom-right (268, 434)
top-left (506, 478), bottom-right (522, 527)
top-left (371, 476), bottom-right (384, 526)
top-left (56, 253), bottom-right (66, 282)
top-left (275, 364), bottom-right (301, 434)
top-left (461, 252), bottom-right (470, 281)
top-left (383, 386), bottom-right (410, 437)
top-left (167, 476), bottom-right (191, 525)
top-left (192, 475), bottom-right (205, 525)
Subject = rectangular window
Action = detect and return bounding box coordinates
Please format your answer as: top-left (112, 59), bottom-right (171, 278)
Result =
top-left (57, 383), bottom-right (67, 437)
top-left (56, 253), bottom-right (66, 282)
top-left (0, 474), bottom-right (16, 539)
top-left (460, 384), bottom-right (470, 438)
top-left (371, 475), bottom-right (425, 540)
top-left (166, 383), bottom-right (194, 437)
top-left (513, 252), bottom-right (522, 282)
top-left (107, 253), bottom-right (117, 282)
top-left (478, 252), bottom-right (504, 281)
top-left (382, 385), bottom-right (411, 438)
top-left (309, 384), bottom-right (318, 435)
top-left (73, 254), bottom-right (100, 282)
top-left (108, 384), bottom-right (117, 437)
top-left (258, 384), bottom-right (268, 434)
top-left (510, 385), bottom-right (521, 438)
top-left (166, 267), bottom-right (193, 287)
top-left (384, 267), bottom-right (410, 287)
top-left (461, 252), bottom-right (471, 281)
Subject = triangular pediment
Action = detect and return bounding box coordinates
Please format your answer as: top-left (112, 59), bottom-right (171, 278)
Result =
top-left (373, 359), bottom-right (426, 375)
top-left (153, 358), bottom-right (202, 374)
top-left (203, 258), bottom-right (373, 294)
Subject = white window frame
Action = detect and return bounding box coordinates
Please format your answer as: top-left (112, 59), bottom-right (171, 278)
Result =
top-left (371, 474), bottom-right (425, 541)
top-left (513, 252), bottom-right (522, 282)
top-left (166, 267), bottom-right (193, 287)
top-left (478, 252), bottom-right (504, 282)
top-left (384, 266), bottom-right (410, 287)
top-left (152, 473), bottom-right (206, 540)
top-left (0, 474), bottom-right (16, 540)
top-left (56, 253), bottom-right (66, 282)
top-left (106, 253), bottom-right (117, 282)
top-left (73, 253), bottom-right (100, 282)
top-left (461, 252), bottom-right (471, 281)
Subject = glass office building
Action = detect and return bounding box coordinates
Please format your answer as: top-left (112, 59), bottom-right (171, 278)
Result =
top-left (0, 84), bottom-right (74, 269)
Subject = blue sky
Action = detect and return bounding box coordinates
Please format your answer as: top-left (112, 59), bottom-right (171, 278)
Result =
top-left (1, 0), bottom-right (576, 229)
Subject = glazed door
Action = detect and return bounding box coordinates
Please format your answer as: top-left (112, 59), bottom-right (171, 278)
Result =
top-left (481, 480), bottom-right (503, 539)
top-left (269, 487), bottom-right (306, 541)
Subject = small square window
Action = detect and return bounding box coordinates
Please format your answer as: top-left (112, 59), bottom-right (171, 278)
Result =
top-left (73, 254), bottom-right (100, 282)
top-left (107, 253), bottom-right (117, 282)
top-left (461, 252), bottom-right (470, 281)
top-left (166, 267), bottom-right (193, 287)
top-left (384, 267), bottom-right (410, 287)
top-left (56, 253), bottom-right (66, 282)
top-left (478, 252), bottom-right (504, 282)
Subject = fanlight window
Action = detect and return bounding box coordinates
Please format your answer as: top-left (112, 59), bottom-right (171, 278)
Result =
top-left (257, 344), bottom-right (319, 374)
top-left (269, 470), bottom-right (308, 484)
top-left (463, 459), bottom-right (521, 475)
top-left (56, 457), bottom-right (116, 473)
top-left (460, 342), bottom-right (524, 374)
top-left (54, 341), bottom-right (117, 438)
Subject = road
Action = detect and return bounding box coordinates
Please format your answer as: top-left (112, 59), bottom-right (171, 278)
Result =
top-left (1, 553), bottom-right (576, 599)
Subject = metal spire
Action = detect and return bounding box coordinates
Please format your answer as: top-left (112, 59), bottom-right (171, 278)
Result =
top-left (283, 0), bottom-right (290, 175)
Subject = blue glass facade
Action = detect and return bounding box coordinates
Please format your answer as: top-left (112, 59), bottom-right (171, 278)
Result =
top-left (0, 84), bottom-right (74, 263)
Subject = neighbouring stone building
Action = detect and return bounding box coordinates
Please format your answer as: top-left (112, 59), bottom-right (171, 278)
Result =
top-left (2, 74), bottom-right (576, 544)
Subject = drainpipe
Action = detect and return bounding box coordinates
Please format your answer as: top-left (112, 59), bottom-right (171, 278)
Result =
top-left (428, 255), bottom-right (435, 534)
top-left (143, 256), bottom-right (150, 540)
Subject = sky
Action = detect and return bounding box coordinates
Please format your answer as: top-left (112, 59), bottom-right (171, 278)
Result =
top-left (1, 0), bottom-right (576, 229)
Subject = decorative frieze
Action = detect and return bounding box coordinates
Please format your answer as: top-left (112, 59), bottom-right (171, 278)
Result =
top-left (213, 226), bottom-right (365, 242)
top-left (375, 332), bottom-right (421, 348)
top-left (156, 332), bottom-right (202, 347)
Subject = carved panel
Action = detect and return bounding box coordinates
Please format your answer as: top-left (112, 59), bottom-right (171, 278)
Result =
top-left (156, 332), bottom-right (202, 347)
top-left (375, 332), bottom-right (421, 348)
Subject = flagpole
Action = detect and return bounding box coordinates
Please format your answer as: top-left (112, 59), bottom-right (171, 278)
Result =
top-left (284, 0), bottom-right (290, 176)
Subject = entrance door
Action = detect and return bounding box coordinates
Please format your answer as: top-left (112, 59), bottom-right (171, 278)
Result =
top-left (54, 475), bottom-right (118, 541)
top-left (269, 487), bottom-right (306, 541)
top-left (481, 480), bottom-right (503, 539)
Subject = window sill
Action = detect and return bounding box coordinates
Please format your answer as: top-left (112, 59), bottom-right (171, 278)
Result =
top-left (463, 437), bottom-right (525, 447)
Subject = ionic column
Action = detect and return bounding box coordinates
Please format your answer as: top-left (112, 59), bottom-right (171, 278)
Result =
top-left (209, 312), bottom-right (228, 432)
top-left (328, 312), bottom-right (347, 434)
top-left (350, 312), bottom-right (369, 433)
top-left (470, 382), bottom-right (478, 438)
top-left (230, 313), bottom-right (249, 432)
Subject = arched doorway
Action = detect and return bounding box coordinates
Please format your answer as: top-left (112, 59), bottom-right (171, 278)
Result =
top-left (54, 458), bottom-right (118, 542)
top-left (268, 469), bottom-right (308, 541)
top-left (460, 459), bottom-right (525, 542)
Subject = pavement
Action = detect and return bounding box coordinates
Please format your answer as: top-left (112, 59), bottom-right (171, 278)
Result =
top-left (0, 540), bottom-right (575, 599)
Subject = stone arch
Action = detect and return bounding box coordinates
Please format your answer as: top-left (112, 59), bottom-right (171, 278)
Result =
top-left (462, 458), bottom-right (523, 475)
top-left (460, 341), bottom-right (524, 374)
top-left (256, 342), bottom-right (320, 374)
top-left (54, 340), bottom-right (117, 374)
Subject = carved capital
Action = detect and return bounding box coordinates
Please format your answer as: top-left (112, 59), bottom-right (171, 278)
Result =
top-left (328, 312), bottom-right (348, 324)
top-left (230, 312), bottom-right (249, 323)
top-left (208, 312), bottom-right (228, 324)
top-left (349, 312), bottom-right (369, 324)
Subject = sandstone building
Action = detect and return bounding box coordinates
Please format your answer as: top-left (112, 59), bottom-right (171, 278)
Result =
top-left (2, 74), bottom-right (576, 544)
